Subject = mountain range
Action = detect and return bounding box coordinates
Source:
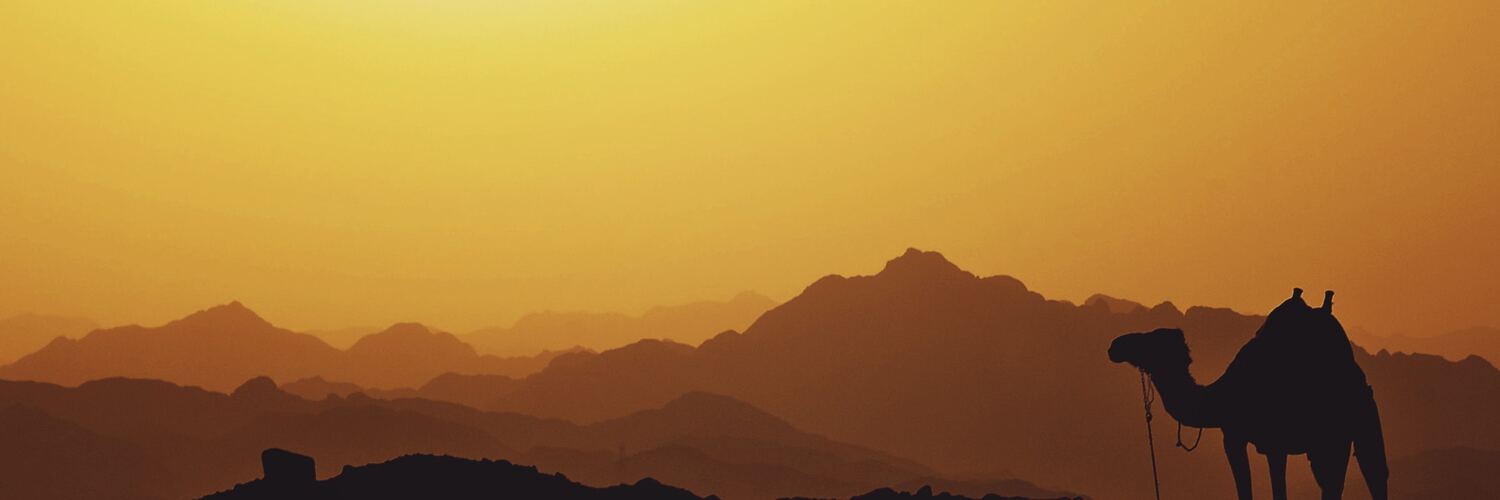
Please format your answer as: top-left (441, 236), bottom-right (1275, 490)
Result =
top-left (0, 376), bottom-right (1072, 500)
top-left (477, 249), bottom-right (1500, 499)
top-left (1351, 326), bottom-right (1500, 365)
top-left (463, 292), bottom-right (776, 356)
top-left (1, 248), bottom-right (1495, 498)
top-left (0, 313), bottom-right (97, 364)
top-left (0, 307), bottom-right (569, 391)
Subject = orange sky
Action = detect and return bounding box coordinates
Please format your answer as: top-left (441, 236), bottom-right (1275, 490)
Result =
top-left (1, 1), bottom-right (1496, 335)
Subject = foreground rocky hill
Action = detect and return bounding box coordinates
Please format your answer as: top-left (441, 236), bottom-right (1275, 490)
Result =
top-left (202, 449), bottom-right (710, 500)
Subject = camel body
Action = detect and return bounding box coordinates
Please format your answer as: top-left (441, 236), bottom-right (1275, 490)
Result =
top-left (1109, 290), bottom-right (1389, 500)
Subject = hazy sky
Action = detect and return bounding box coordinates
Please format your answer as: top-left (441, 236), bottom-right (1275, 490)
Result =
top-left (2, 1), bottom-right (1495, 335)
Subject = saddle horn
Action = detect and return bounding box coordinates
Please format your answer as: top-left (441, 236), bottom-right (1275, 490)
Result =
top-left (1322, 290), bottom-right (1335, 312)
top-left (1292, 288), bottom-right (1303, 300)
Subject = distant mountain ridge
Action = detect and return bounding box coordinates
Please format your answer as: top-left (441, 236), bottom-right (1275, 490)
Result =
top-left (1351, 326), bottom-right (1500, 365)
top-left (482, 248), bottom-right (1500, 499)
top-left (0, 303), bottom-right (574, 391)
top-left (1081, 294), bottom-right (1148, 314)
top-left (0, 313), bottom-right (98, 364)
top-left (464, 292), bottom-right (776, 356)
top-left (3, 249), bottom-right (1496, 498)
top-left (0, 376), bottom-right (1073, 500)
top-left (280, 371), bottom-right (533, 409)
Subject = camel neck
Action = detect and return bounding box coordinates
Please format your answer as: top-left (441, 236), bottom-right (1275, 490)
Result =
top-left (1148, 362), bottom-right (1218, 428)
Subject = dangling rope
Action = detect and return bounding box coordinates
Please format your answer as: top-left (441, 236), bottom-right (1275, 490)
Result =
top-left (1177, 420), bottom-right (1204, 452)
top-left (1139, 369), bottom-right (1163, 500)
top-left (1138, 369), bottom-right (1207, 500)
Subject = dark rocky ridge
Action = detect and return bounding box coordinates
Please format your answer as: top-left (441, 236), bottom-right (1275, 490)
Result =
top-left (203, 449), bottom-right (712, 500)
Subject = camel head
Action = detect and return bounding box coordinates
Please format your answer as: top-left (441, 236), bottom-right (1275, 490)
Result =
top-left (1108, 328), bottom-right (1192, 373)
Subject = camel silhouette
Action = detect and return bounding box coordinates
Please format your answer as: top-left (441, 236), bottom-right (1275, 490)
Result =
top-left (1108, 289), bottom-right (1388, 500)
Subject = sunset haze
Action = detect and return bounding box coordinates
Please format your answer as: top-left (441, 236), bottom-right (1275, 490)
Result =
top-left (2, 0), bottom-right (1496, 337)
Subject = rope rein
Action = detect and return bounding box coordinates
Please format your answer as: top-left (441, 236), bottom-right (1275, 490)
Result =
top-left (1176, 420), bottom-right (1204, 451)
top-left (1139, 369), bottom-right (1162, 500)
top-left (1138, 369), bottom-right (1205, 500)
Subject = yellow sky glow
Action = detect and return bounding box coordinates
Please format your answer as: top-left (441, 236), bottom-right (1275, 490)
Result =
top-left (2, 1), bottom-right (1496, 335)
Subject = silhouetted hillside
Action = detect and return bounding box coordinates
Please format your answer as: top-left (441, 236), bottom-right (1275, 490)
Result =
top-left (486, 248), bottom-right (1500, 499)
top-left (0, 405), bottom-right (169, 500)
top-left (340, 323), bottom-right (561, 388)
top-left (834, 485), bottom-right (1080, 500)
top-left (1291, 446), bottom-right (1500, 499)
top-left (0, 306), bottom-right (577, 391)
top-left (465, 292), bottom-right (775, 356)
top-left (0, 303), bottom-right (341, 391)
top-left (302, 326), bottom-right (380, 350)
top-left (281, 376), bottom-right (393, 400)
top-left (1352, 326), bottom-right (1500, 365)
top-left (0, 376), bottom-right (526, 498)
top-left (1081, 294), bottom-right (1147, 315)
top-left (281, 362), bottom-right (559, 408)
top-left (202, 449), bottom-right (712, 499)
top-left (0, 313), bottom-right (96, 364)
top-left (0, 376), bottom-right (1059, 499)
top-left (6, 249), bottom-right (1497, 498)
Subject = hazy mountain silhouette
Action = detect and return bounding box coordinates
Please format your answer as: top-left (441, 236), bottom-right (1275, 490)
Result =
top-left (0, 313), bottom-right (97, 364)
top-left (302, 326), bottom-right (381, 350)
top-left (464, 292), bottom-right (775, 356)
top-left (1082, 294), bottom-right (1148, 315)
top-left (202, 449), bottom-right (712, 500)
top-left (1351, 326), bottom-right (1500, 365)
top-left (0, 306), bottom-right (581, 391)
top-left (340, 322), bottom-right (543, 389)
top-left (0, 404), bottom-right (170, 500)
top-left (413, 372), bottom-right (525, 408)
top-left (0, 303), bottom-right (341, 391)
top-left (5, 249), bottom-right (1497, 498)
top-left (0, 376), bottom-right (523, 498)
top-left (280, 376), bottom-right (391, 400)
top-left (0, 375), bottom-right (1070, 499)
top-left (484, 248), bottom-right (1500, 499)
top-left (281, 372), bottom-right (526, 409)
top-left (1290, 446), bottom-right (1500, 499)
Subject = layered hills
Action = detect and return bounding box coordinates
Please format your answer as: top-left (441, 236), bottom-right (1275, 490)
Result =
top-left (0, 313), bottom-right (97, 364)
top-left (203, 449), bottom-right (710, 500)
top-left (464, 292), bottom-right (776, 356)
top-left (1, 248), bottom-right (1495, 498)
top-left (1351, 326), bottom-right (1500, 365)
top-left (0, 306), bottom-right (572, 391)
top-left (479, 249), bottom-right (1500, 499)
top-left (0, 376), bottom-right (1070, 499)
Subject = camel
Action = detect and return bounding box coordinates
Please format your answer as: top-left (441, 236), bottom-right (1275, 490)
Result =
top-left (1108, 289), bottom-right (1388, 500)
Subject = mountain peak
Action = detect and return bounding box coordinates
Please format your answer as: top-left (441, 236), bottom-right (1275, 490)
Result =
top-left (729, 290), bottom-right (776, 306)
top-left (175, 301), bottom-right (271, 329)
top-left (376, 322), bottom-right (436, 337)
top-left (347, 322), bottom-right (476, 359)
top-left (878, 248), bottom-right (971, 281)
top-left (1084, 294), bottom-right (1148, 314)
top-left (231, 376), bottom-right (279, 398)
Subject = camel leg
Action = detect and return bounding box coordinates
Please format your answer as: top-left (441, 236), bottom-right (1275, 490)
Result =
top-left (1266, 452), bottom-right (1287, 500)
top-left (1309, 442), bottom-right (1352, 500)
top-left (1224, 432), bottom-right (1253, 500)
top-left (1353, 387), bottom-right (1389, 500)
